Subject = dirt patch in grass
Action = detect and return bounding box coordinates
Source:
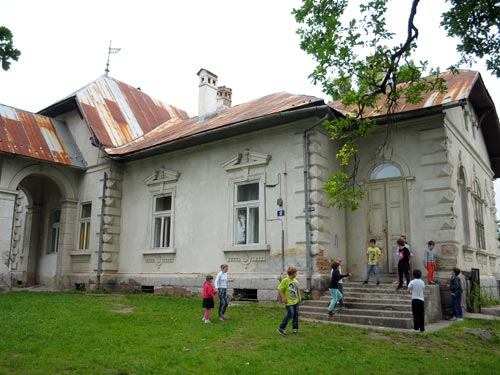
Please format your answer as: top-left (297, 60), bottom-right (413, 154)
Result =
top-left (111, 307), bottom-right (135, 313)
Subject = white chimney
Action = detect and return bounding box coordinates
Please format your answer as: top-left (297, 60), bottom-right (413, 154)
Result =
top-left (217, 86), bottom-right (232, 110)
top-left (197, 68), bottom-right (218, 118)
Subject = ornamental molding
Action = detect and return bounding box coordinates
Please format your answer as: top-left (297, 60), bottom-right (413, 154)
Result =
top-left (222, 149), bottom-right (271, 172)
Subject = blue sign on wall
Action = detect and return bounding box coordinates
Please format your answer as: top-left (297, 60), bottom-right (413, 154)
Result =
top-left (277, 210), bottom-right (285, 217)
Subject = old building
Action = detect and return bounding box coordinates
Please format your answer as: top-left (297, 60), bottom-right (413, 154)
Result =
top-left (0, 69), bottom-right (499, 300)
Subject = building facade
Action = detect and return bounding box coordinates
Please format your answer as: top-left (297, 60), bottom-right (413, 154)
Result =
top-left (1, 70), bottom-right (499, 300)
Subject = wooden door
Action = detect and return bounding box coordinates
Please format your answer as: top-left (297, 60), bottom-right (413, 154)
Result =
top-left (367, 180), bottom-right (408, 272)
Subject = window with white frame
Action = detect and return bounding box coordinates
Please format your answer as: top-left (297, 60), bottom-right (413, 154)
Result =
top-left (50, 209), bottom-right (61, 253)
top-left (234, 182), bottom-right (260, 245)
top-left (152, 195), bottom-right (172, 249)
top-left (472, 180), bottom-right (485, 249)
top-left (79, 203), bottom-right (91, 250)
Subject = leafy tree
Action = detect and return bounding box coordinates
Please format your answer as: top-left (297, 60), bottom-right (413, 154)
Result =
top-left (442, 0), bottom-right (500, 78)
top-left (293, 0), bottom-right (499, 210)
top-left (0, 26), bottom-right (21, 71)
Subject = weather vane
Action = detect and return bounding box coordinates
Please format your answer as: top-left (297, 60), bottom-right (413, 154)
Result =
top-left (104, 40), bottom-right (122, 76)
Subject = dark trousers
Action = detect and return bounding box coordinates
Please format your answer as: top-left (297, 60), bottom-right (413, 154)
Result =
top-left (411, 299), bottom-right (425, 331)
top-left (398, 263), bottom-right (410, 287)
top-left (338, 283), bottom-right (344, 305)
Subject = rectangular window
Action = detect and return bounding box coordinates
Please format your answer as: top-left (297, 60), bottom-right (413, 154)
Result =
top-left (50, 210), bottom-right (61, 253)
top-left (79, 203), bottom-right (91, 250)
top-left (153, 195), bottom-right (172, 248)
top-left (235, 182), bottom-right (259, 245)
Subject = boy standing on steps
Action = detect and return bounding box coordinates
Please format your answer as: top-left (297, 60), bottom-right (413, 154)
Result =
top-left (424, 241), bottom-right (436, 284)
top-left (407, 269), bottom-right (425, 332)
top-left (363, 239), bottom-right (381, 285)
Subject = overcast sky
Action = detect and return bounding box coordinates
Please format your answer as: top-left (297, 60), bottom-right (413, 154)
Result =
top-left (1, 0), bottom-right (499, 215)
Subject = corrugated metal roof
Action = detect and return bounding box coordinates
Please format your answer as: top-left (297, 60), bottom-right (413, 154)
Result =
top-left (0, 104), bottom-right (87, 168)
top-left (105, 92), bottom-right (323, 155)
top-left (330, 70), bottom-right (479, 117)
top-left (75, 76), bottom-right (189, 148)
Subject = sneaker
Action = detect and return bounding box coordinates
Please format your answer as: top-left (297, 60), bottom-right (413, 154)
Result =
top-left (328, 310), bottom-right (334, 316)
top-left (277, 328), bottom-right (287, 336)
top-left (204, 319), bottom-right (211, 324)
top-left (376, 282), bottom-right (380, 286)
top-left (457, 318), bottom-right (463, 321)
top-left (392, 280), bottom-right (399, 284)
top-left (219, 317), bottom-right (224, 321)
top-left (293, 329), bottom-right (298, 334)
top-left (452, 317), bottom-right (457, 321)
top-left (420, 329), bottom-right (425, 332)
top-left (396, 285), bottom-right (402, 290)
top-left (363, 281), bottom-right (368, 285)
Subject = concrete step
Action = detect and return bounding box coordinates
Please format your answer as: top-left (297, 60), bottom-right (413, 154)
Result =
top-left (300, 305), bottom-right (413, 318)
top-left (301, 310), bottom-right (413, 329)
top-left (301, 282), bottom-right (417, 329)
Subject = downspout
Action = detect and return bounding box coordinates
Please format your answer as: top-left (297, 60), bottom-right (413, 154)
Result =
top-left (302, 112), bottom-right (332, 291)
top-left (97, 172), bottom-right (107, 290)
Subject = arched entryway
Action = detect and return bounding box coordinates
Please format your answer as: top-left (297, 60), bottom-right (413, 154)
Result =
top-left (365, 163), bottom-right (410, 273)
top-left (6, 165), bottom-right (78, 288)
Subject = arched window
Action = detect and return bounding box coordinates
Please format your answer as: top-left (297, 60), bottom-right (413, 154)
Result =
top-left (458, 167), bottom-right (470, 245)
top-left (370, 163), bottom-right (402, 180)
top-left (472, 180), bottom-right (485, 249)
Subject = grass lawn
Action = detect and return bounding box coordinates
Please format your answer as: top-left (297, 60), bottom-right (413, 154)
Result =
top-left (0, 292), bottom-right (499, 375)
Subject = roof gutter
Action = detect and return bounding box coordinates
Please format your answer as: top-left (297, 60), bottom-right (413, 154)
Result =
top-left (370, 99), bottom-right (467, 125)
top-left (109, 104), bottom-right (334, 162)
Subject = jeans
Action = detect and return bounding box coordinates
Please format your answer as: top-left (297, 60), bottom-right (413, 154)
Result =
top-left (218, 288), bottom-right (229, 318)
top-left (451, 293), bottom-right (463, 318)
top-left (328, 288), bottom-right (343, 312)
top-left (364, 264), bottom-right (380, 283)
top-left (279, 303), bottom-right (299, 330)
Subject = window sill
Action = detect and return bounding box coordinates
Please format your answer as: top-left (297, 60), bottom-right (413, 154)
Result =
top-left (143, 248), bottom-right (176, 255)
top-left (70, 251), bottom-right (92, 256)
top-left (223, 244), bottom-right (270, 252)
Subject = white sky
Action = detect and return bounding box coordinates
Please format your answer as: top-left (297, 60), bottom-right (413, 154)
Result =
top-left (1, 0), bottom-right (499, 216)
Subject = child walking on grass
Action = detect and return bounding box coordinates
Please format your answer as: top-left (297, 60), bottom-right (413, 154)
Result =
top-left (277, 267), bottom-right (302, 336)
top-left (202, 275), bottom-right (217, 323)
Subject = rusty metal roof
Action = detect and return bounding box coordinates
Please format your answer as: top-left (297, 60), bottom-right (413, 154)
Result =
top-left (329, 70), bottom-right (500, 178)
top-left (329, 70), bottom-right (480, 117)
top-left (105, 92), bottom-right (323, 156)
top-left (0, 104), bottom-right (87, 168)
top-left (74, 76), bottom-right (190, 148)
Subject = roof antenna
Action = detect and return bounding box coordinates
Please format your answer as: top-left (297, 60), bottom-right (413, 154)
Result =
top-left (104, 40), bottom-right (122, 76)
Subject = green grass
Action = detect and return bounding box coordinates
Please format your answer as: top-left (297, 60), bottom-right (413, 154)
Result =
top-left (0, 292), bottom-right (499, 375)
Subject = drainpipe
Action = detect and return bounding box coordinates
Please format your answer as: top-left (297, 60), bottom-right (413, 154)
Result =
top-left (302, 113), bottom-right (331, 291)
top-left (97, 172), bottom-right (107, 290)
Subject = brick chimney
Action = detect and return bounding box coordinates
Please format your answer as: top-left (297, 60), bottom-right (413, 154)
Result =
top-left (217, 86), bottom-right (232, 110)
top-left (197, 68), bottom-right (218, 118)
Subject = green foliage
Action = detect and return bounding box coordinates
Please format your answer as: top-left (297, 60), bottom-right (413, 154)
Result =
top-left (467, 284), bottom-right (481, 313)
top-left (480, 293), bottom-right (500, 308)
top-left (1, 292), bottom-right (500, 374)
top-left (0, 26), bottom-right (21, 71)
top-left (323, 172), bottom-right (364, 210)
top-left (293, 1), bottom-right (479, 210)
top-left (441, 0), bottom-right (500, 77)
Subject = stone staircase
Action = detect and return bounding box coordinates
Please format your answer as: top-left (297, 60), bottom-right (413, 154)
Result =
top-left (301, 282), bottom-right (415, 329)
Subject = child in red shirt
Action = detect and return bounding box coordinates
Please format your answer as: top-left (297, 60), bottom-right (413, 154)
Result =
top-left (202, 275), bottom-right (217, 323)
